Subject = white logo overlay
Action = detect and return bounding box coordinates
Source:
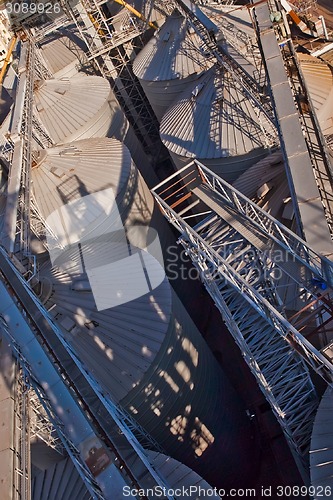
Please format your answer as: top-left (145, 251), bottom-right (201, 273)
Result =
top-left (45, 188), bottom-right (165, 311)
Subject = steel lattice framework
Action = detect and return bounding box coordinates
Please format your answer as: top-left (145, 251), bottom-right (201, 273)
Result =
top-left (0, 316), bottom-right (105, 500)
top-left (0, 246), bottom-right (177, 500)
top-left (58, 0), bottom-right (161, 153)
top-left (152, 160), bottom-right (333, 480)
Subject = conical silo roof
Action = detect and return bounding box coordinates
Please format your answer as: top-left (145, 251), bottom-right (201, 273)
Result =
top-left (132, 10), bottom-right (213, 120)
top-left (132, 451), bottom-right (221, 498)
top-left (33, 76), bottom-right (128, 145)
top-left (232, 150), bottom-right (290, 220)
top-left (298, 53), bottom-right (333, 113)
top-left (38, 33), bottom-right (87, 79)
top-left (297, 53), bottom-right (333, 137)
top-left (160, 65), bottom-right (269, 182)
top-left (31, 138), bottom-right (154, 256)
top-left (32, 451), bottom-right (221, 499)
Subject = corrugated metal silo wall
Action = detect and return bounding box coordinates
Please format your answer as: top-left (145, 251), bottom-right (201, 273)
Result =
top-left (168, 149), bottom-right (269, 184)
top-left (120, 290), bottom-right (256, 490)
top-left (138, 74), bottom-right (203, 123)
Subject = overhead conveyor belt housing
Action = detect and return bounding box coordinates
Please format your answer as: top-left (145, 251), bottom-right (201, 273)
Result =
top-left (250, 0), bottom-right (333, 256)
top-left (0, 246), bottom-right (176, 500)
top-left (152, 160), bottom-right (333, 482)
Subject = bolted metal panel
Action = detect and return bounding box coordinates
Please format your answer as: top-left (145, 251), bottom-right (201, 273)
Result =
top-left (33, 76), bottom-right (128, 146)
top-left (160, 65), bottom-right (269, 183)
top-left (133, 10), bottom-right (213, 121)
top-left (38, 33), bottom-right (88, 79)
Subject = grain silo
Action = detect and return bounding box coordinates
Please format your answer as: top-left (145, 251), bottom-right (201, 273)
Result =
top-left (33, 76), bottom-right (128, 146)
top-left (32, 74), bottom-right (152, 177)
top-left (31, 138), bottom-right (154, 258)
top-left (29, 137), bottom-right (194, 296)
top-left (30, 137), bottom-right (256, 489)
top-left (160, 65), bottom-right (270, 183)
top-left (38, 32), bottom-right (88, 79)
top-left (132, 10), bottom-right (213, 121)
top-left (232, 150), bottom-right (291, 220)
top-left (32, 449), bottom-right (221, 499)
top-left (38, 249), bottom-right (255, 491)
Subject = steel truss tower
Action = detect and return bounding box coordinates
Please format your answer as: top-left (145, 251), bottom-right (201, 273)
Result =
top-left (152, 160), bottom-right (333, 481)
top-left (58, 0), bottom-right (161, 154)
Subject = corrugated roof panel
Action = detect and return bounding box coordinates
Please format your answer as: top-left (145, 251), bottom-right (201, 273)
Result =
top-left (310, 388), bottom-right (333, 493)
top-left (38, 254), bottom-right (255, 488)
top-left (160, 65), bottom-right (266, 159)
top-left (132, 11), bottom-right (213, 120)
top-left (298, 53), bottom-right (333, 112)
top-left (160, 65), bottom-right (268, 181)
top-left (40, 253), bottom-right (172, 401)
top-left (31, 138), bottom-right (154, 253)
top-left (34, 76), bottom-right (127, 145)
top-left (232, 151), bottom-right (289, 219)
top-left (32, 457), bottom-right (91, 500)
top-left (133, 11), bottom-right (212, 82)
top-left (39, 34), bottom-right (87, 78)
top-left (140, 451), bottom-right (221, 497)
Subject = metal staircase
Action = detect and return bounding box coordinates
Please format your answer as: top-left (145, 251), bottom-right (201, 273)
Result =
top-left (152, 159), bottom-right (333, 480)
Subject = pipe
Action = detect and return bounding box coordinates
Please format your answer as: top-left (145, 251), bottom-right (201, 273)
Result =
top-left (112, 0), bottom-right (158, 30)
top-left (319, 15), bottom-right (329, 40)
top-left (0, 35), bottom-right (17, 85)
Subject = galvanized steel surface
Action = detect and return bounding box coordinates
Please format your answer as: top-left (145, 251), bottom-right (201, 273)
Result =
top-left (160, 65), bottom-right (267, 159)
top-left (160, 65), bottom-right (268, 181)
top-left (32, 458), bottom-right (91, 500)
top-left (38, 255), bottom-right (254, 489)
top-left (133, 11), bottom-right (213, 120)
top-left (34, 76), bottom-right (127, 145)
top-left (39, 34), bottom-right (87, 79)
top-left (298, 53), bottom-right (333, 137)
top-left (133, 11), bottom-right (212, 82)
top-left (39, 254), bottom-right (172, 402)
top-left (310, 388), bottom-right (333, 494)
top-left (31, 138), bottom-right (155, 260)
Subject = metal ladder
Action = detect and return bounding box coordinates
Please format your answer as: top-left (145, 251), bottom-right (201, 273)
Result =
top-left (152, 159), bottom-right (333, 481)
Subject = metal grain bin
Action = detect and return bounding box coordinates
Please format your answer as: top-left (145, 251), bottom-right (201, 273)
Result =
top-left (160, 65), bottom-right (270, 183)
top-left (39, 251), bottom-right (255, 490)
top-left (38, 33), bottom-right (88, 79)
top-left (132, 10), bottom-right (213, 121)
top-left (33, 76), bottom-right (128, 145)
top-left (31, 137), bottom-right (154, 255)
